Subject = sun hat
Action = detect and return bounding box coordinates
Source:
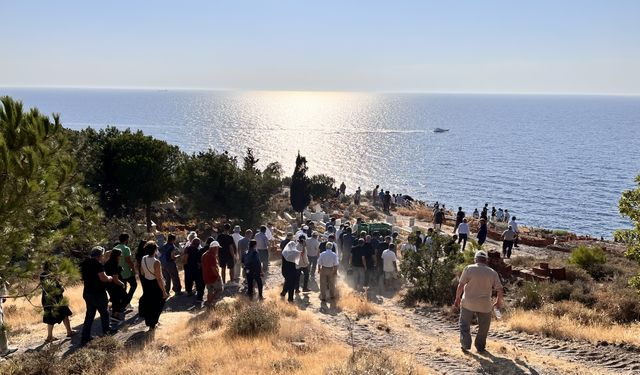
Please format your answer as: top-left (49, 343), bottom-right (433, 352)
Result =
top-left (475, 250), bottom-right (488, 258)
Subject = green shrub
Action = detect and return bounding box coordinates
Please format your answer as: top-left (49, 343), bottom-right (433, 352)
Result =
top-left (514, 282), bottom-right (544, 310)
top-left (568, 245), bottom-right (606, 269)
top-left (228, 302), bottom-right (280, 337)
top-left (552, 229), bottom-right (571, 236)
top-left (400, 233), bottom-right (463, 305)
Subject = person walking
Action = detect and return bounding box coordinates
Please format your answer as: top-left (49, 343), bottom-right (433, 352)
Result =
top-left (281, 241), bottom-right (302, 303)
top-left (0, 279), bottom-right (17, 356)
top-left (318, 242), bottom-right (339, 301)
top-left (354, 187), bottom-right (361, 205)
top-left (202, 241), bottom-right (223, 307)
top-left (306, 231), bottom-right (320, 278)
top-left (477, 218), bottom-right (488, 246)
top-left (434, 208), bottom-right (445, 231)
top-left (40, 261), bottom-right (77, 343)
top-left (509, 216), bottom-right (520, 247)
top-left (381, 244), bottom-right (398, 290)
top-left (217, 224), bottom-right (237, 285)
top-left (139, 241), bottom-right (168, 329)
top-left (454, 251), bottom-right (504, 353)
top-left (237, 229), bottom-right (253, 284)
top-left (350, 238), bottom-right (366, 291)
top-left (502, 225), bottom-right (517, 259)
top-left (254, 226), bottom-right (270, 275)
top-left (339, 227), bottom-right (354, 269)
top-left (104, 248), bottom-right (127, 323)
top-left (372, 185), bottom-right (379, 205)
top-left (160, 234), bottom-right (182, 295)
top-left (114, 233), bottom-right (136, 312)
top-left (80, 246), bottom-right (118, 345)
top-left (183, 238), bottom-right (202, 297)
top-left (295, 236), bottom-right (310, 293)
top-left (243, 239), bottom-right (264, 300)
top-left (383, 191), bottom-right (392, 213)
top-left (456, 218), bottom-right (470, 252)
top-left (454, 207), bottom-right (465, 233)
top-left (232, 225), bottom-right (243, 281)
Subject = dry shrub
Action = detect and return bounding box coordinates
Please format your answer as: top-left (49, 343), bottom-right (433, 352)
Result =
top-left (543, 301), bottom-right (610, 325)
top-left (594, 283), bottom-right (640, 323)
top-left (227, 302), bottom-right (280, 337)
top-left (337, 290), bottom-right (379, 318)
top-left (565, 265), bottom-right (593, 283)
top-left (271, 358), bottom-right (301, 373)
top-left (507, 309), bottom-right (640, 346)
top-left (395, 206), bottom-right (433, 221)
top-left (508, 255), bottom-right (538, 269)
top-left (326, 348), bottom-right (425, 375)
top-left (544, 280), bottom-right (574, 302)
top-left (0, 337), bottom-right (122, 375)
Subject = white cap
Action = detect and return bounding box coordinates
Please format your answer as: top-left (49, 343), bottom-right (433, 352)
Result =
top-left (210, 241), bottom-right (221, 248)
top-left (475, 250), bottom-right (488, 258)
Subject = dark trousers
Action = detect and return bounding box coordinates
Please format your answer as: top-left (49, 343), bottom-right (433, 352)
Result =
top-left (106, 285), bottom-right (126, 314)
top-left (502, 240), bottom-right (514, 258)
top-left (282, 270), bottom-right (297, 301)
top-left (122, 275), bottom-right (137, 307)
top-left (246, 272), bottom-right (263, 298)
top-left (258, 249), bottom-right (269, 273)
top-left (295, 266), bottom-right (310, 291)
top-left (140, 277), bottom-right (165, 328)
top-left (458, 233), bottom-right (468, 251)
top-left (308, 256), bottom-right (318, 276)
top-left (478, 236), bottom-right (486, 246)
top-left (81, 291), bottom-right (110, 343)
top-left (162, 262), bottom-right (182, 294)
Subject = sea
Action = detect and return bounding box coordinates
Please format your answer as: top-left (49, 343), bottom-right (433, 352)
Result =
top-left (2, 88), bottom-right (639, 238)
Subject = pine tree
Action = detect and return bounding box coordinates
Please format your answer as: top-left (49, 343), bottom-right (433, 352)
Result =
top-left (290, 152), bottom-right (311, 224)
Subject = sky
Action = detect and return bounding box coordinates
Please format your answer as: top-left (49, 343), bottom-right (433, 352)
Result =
top-left (1, 0), bottom-right (639, 94)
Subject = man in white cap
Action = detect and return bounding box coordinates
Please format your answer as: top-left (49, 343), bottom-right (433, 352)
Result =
top-left (454, 250), bottom-right (504, 353)
top-left (317, 242), bottom-right (339, 301)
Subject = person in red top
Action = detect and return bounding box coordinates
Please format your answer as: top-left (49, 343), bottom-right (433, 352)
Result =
top-left (201, 241), bottom-right (223, 306)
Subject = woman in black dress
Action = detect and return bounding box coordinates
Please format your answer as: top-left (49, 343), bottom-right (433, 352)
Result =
top-left (139, 241), bottom-right (168, 329)
top-left (40, 261), bottom-right (76, 343)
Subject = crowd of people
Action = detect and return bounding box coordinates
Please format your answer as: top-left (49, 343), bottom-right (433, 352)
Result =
top-left (0, 194), bottom-right (512, 357)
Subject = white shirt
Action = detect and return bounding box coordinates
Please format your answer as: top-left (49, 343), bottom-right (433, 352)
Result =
top-left (381, 249), bottom-right (397, 272)
top-left (509, 220), bottom-right (518, 233)
top-left (401, 242), bottom-right (417, 253)
top-left (457, 223), bottom-right (470, 235)
top-left (318, 249), bottom-right (339, 268)
top-left (266, 227), bottom-right (274, 241)
top-left (232, 232), bottom-right (243, 248)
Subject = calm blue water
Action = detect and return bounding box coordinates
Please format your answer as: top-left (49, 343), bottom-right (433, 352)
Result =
top-left (2, 88), bottom-right (639, 237)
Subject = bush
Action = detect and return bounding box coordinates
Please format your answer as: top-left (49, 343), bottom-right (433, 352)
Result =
top-left (326, 348), bottom-right (421, 375)
top-left (595, 284), bottom-right (640, 323)
top-left (568, 281), bottom-right (597, 307)
top-left (308, 174), bottom-right (336, 201)
top-left (568, 246), bottom-right (607, 278)
top-left (400, 234), bottom-right (463, 305)
top-left (543, 300), bottom-right (610, 325)
top-left (514, 282), bottom-right (544, 310)
top-left (508, 255), bottom-right (537, 269)
top-left (565, 265), bottom-right (593, 283)
top-left (228, 302), bottom-right (280, 337)
top-left (544, 281), bottom-right (573, 302)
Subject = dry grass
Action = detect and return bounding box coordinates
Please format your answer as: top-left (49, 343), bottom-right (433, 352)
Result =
top-left (395, 206), bottom-right (434, 221)
top-left (335, 282), bottom-right (380, 318)
top-left (113, 299), bottom-right (357, 375)
top-left (507, 308), bottom-right (640, 346)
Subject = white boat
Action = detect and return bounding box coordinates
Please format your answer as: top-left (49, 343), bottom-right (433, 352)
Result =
top-left (433, 128), bottom-right (449, 133)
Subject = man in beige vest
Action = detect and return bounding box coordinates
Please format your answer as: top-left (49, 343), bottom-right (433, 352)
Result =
top-left (454, 251), bottom-right (504, 353)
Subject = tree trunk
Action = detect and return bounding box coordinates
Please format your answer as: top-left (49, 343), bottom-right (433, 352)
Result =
top-left (146, 202), bottom-right (152, 232)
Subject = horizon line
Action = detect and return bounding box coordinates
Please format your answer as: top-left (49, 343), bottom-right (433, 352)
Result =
top-left (1, 85), bottom-right (640, 97)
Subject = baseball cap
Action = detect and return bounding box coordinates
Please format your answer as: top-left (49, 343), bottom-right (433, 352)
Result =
top-left (474, 250), bottom-right (488, 258)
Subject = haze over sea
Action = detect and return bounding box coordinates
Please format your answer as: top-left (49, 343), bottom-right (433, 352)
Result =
top-left (3, 88), bottom-right (639, 238)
